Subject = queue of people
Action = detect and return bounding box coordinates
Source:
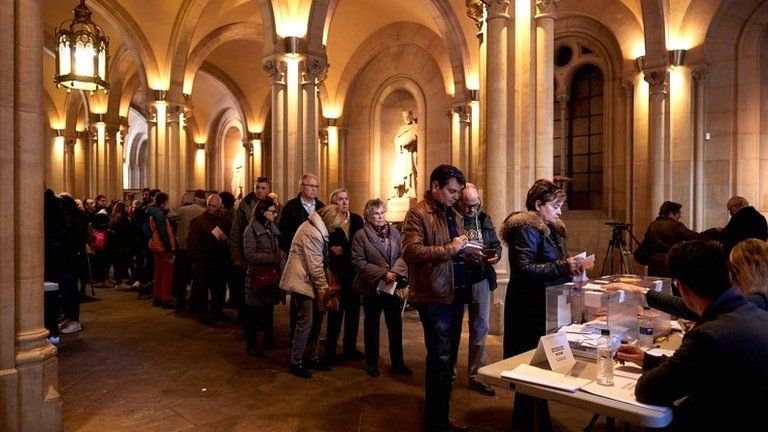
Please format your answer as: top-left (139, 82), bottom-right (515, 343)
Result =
top-left (44, 163), bottom-right (768, 432)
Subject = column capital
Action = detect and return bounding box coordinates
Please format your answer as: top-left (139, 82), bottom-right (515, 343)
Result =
top-left (242, 140), bottom-right (253, 155)
top-left (643, 69), bottom-right (668, 95)
top-left (556, 93), bottom-right (569, 104)
top-left (622, 78), bottom-right (635, 95)
top-left (263, 57), bottom-right (287, 83)
top-left (692, 66), bottom-right (709, 86)
top-left (453, 103), bottom-right (472, 123)
top-left (535, 0), bottom-right (560, 19)
top-left (466, 0), bottom-right (484, 30)
top-left (484, 0), bottom-right (510, 21)
top-left (303, 55), bottom-right (328, 84)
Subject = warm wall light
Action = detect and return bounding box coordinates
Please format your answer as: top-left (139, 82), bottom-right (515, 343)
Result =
top-left (669, 49), bottom-right (686, 67)
top-left (196, 142), bottom-right (205, 150)
top-left (247, 132), bottom-right (261, 141)
top-left (325, 117), bottom-right (337, 127)
top-left (284, 36), bottom-right (303, 55)
top-left (469, 89), bottom-right (480, 101)
top-left (55, 128), bottom-right (64, 137)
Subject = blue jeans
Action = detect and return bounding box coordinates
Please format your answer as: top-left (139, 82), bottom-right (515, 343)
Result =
top-left (417, 298), bottom-right (465, 431)
top-left (468, 280), bottom-right (490, 384)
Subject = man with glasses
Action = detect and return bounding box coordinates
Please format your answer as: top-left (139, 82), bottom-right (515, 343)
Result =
top-left (278, 174), bottom-right (325, 338)
top-left (402, 164), bottom-right (475, 432)
top-left (230, 177), bottom-right (272, 323)
top-left (456, 183), bottom-right (502, 397)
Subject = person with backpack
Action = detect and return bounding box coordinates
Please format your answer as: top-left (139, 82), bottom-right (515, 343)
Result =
top-left (146, 192), bottom-right (176, 308)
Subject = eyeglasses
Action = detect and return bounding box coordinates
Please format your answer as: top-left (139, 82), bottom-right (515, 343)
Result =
top-left (264, 209), bottom-right (277, 214)
top-left (463, 202), bottom-right (481, 211)
top-left (302, 183), bottom-right (319, 189)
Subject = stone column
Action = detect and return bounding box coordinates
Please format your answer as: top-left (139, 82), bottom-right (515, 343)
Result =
top-left (242, 139), bottom-right (252, 196)
top-left (484, 0), bottom-right (510, 336)
top-left (146, 106), bottom-right (158, 188)
top-left (644, 70), bottom-right (668, 219)
top-left (264, 57), bottom-right (286, 199)
top-left (454, 103), bottom-right (472, 174)
top-left (166, 104), bottom-right (185, 204)
top-left (63, 132), bottom-right (77, 194)
top-left (484, 0), bottom-right (509, 229)
top-left (623, 79), bottom-right (635, 225)
top-left (302, 56), bottom-right (326, 178)
top-left (692, 67), bottom-right (708, 230)
top-left (535, 0), bottom-right (558, 179)
top-left (0, 0), bottom-right (62, 429)
top-left (556, 93), bottom-right (568, 177)
top-left (105, 122), bottom-right (122, 200)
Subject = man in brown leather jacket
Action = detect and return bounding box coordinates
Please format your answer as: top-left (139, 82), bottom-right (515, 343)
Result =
top-left (402, 164), bottom-right (473, 432)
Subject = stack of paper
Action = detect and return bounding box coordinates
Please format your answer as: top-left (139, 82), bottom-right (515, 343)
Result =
top-left (581, 375), bottom-right (668, 412)
top-left (501, 364), bottom-right (592, 392)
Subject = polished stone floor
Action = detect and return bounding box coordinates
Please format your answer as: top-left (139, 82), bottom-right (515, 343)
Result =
top-left (59, 287), bottom-right (624, 431)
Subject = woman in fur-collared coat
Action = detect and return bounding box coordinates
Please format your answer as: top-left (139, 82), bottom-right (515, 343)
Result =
top-left (500, 180), bottom-right (585, 358)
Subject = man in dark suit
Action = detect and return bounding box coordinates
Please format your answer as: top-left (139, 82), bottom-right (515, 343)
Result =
top-left (617, 240), bottom-right (768, 431)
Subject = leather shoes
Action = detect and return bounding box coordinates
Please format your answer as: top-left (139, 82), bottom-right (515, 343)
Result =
top-left (289, 364), bottom-right (312, 379)
top-left (391, 364), bottom-right (413, 376)
top-left (448, 419), bottom-right (468, 432)
top-left (366, 364), bottom-right (380, 377)
top-left (468, 381), bottom-right (496, 397)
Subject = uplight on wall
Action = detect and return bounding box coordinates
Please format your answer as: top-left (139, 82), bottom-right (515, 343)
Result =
top-left (669, 49), bottom-right (686, 67)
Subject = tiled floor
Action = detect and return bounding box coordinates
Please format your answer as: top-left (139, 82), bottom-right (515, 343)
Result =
top-left (59, 287), bottom-right (620, 431)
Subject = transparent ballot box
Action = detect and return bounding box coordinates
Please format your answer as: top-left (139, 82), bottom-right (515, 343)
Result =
top-left (545, 275), bottom-right (673, 359)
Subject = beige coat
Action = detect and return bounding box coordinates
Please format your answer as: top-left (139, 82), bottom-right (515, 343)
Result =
top-left (279, 212), bottom-right (329, 299)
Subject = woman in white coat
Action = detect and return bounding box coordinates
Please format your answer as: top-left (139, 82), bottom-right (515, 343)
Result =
top-left (280, 204), bottom-right (345, 378)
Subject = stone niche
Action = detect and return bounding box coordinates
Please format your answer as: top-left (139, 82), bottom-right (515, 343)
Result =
top-left (381, 89), bottom-right (418, 221)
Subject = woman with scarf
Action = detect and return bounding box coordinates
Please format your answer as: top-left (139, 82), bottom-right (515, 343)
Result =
top-left (351, 199), bottom-right (411, 377)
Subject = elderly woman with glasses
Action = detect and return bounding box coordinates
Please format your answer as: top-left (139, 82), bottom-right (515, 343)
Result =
top-left (351, 199), bottom-right (411, 377)
top-left (242, 199), bottom-right (282, 356)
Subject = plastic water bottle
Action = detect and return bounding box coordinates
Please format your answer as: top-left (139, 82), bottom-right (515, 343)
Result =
top-left (596, 329), bottom-right (614, 386)
top-left (638, 306), bottom-right (654, 349)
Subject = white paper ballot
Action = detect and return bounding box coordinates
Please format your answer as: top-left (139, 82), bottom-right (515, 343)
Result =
top-left (377, 279), bottom-right (397, 295)
top-left (211, 226), bottom-right (227, 241)
top-left (501, 363), bottom-right (591, 392)
top-left (581, 375), bottom-right (669, 412)
top-left (531, 332), bottom-right (576, 374)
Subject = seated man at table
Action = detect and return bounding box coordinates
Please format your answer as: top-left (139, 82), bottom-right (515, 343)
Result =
top-left (616, 240), bottom-right (768, 431)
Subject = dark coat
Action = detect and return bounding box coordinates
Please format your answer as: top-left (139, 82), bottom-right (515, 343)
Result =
top-left (187, 211), bottom-right (231, 269)
top-left (463, 211), bottom-right (502, 289)
top-left (638, 216), bottom-right (699, 277)
top-left (277, 193), bottom-right (325, 252)
top-left (720, 206), bottom-right (768, 256)
top-left (351, 223), bottom-right (408, 296)
top-left (243, 219), bottom-right (281, 307)
top-left (230, 192), bottom-right (262, 265)
top-left (500, 211), bottom-right (571, 357)
top-left (636, 287), bottom-right (768, 431)
top-left (401, 192), bottom-right (465, 304)
top-left (328, 212), bottom-right (364, 287)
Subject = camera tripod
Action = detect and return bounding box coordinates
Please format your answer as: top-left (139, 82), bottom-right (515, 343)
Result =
top-left (600, 223), bottom-right (642, 275)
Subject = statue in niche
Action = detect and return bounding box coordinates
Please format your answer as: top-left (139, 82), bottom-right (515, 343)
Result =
top-left (391, 110), bottom-right (418, 198)
top-left (231, 157), bottom-right (244, 199)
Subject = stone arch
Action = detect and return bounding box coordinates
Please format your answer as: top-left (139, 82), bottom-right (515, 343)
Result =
top-left (198, 63), bottom-right (253, 130)
top-left (558, 1), bottom-right (645, 61)
top-left (89, 0), bottom-right (157, 89)
top-left (308, 0), bottom-right (470, 98)
top-left (184, 22), bottom-right (263, 94)
top-left (554, 14), bottom-right (626, 217)
top-left (257, 0), bottom-right (278, 54)
top-left (342, 43), bottom-right (450, 210)
top-left (166, 0), bottom-right (211, 100)
top-left (703, 0), bottom-right (768, 212)
top-left (675, 0), bottom-right (723, 60)
top-left (639, 0), bottom-right (670, 69)
top-left (213, 111), bottom-right (246, 194)
top-left (124, 107), bottom-right (148, 188)
top-left (327, 22), bottom-right (454, 118)
top-left (107, 43), bottom-right (147, 121)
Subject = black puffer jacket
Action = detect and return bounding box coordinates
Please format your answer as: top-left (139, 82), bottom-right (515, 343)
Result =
top-left (500, 211), bottom-right (571, 357)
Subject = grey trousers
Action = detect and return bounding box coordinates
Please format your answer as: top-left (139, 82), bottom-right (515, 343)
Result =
top-left (467, 279), bottom-right (490, 384)
top-left (290, 293), bottom-right (322, 365)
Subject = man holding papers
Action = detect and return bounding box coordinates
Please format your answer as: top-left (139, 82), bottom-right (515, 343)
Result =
top-left (616, 240), bottom-right (768, 431)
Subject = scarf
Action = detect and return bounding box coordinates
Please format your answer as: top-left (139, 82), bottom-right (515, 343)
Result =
top-left (373, 222), bottom-right (390, 241)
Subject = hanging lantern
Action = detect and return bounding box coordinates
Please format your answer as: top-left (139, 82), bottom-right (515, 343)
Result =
top-left (54, 0), bottom-right (109, 94)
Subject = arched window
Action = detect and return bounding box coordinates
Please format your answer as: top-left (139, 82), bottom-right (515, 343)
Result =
top-left (566, 64), bottom-right (603, 210)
